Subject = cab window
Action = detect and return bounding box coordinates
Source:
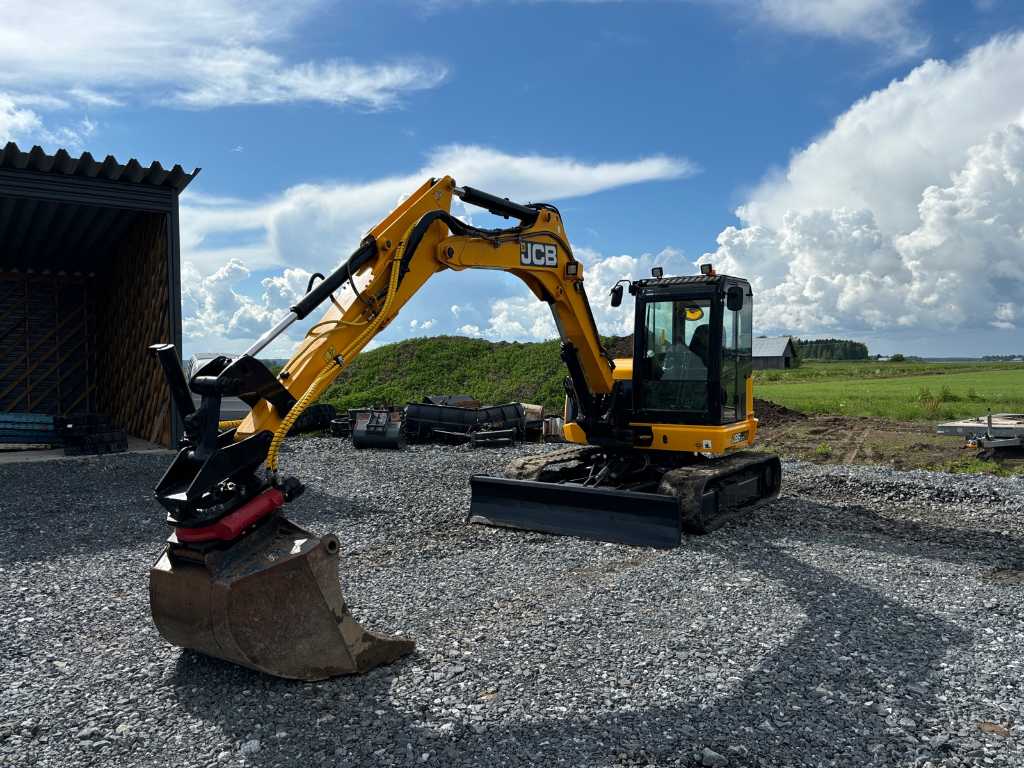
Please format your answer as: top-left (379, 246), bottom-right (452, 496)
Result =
top-left (721, 290), bottom-right (752, 422)
top-left (640, 298), bottom-right (711, 413)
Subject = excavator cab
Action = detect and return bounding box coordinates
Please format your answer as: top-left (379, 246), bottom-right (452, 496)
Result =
top-left (630, 272), bottom-right (753, 427)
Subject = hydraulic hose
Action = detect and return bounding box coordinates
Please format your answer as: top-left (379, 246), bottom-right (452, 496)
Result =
top-left (265, 241), bottom-right (406, 474)
top-left (264, 359), bottom-right (342, 473)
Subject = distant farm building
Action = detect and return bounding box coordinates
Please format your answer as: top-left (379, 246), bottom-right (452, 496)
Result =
top-left (752, 336), bottom-right (798, 370)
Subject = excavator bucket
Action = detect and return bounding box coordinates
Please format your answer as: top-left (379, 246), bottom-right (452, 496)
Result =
top-left (149, 515), bottom-right (414, 680)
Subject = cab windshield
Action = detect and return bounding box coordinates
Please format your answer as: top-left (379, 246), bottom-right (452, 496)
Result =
top-left (639, 298), bottom-right (711, 413)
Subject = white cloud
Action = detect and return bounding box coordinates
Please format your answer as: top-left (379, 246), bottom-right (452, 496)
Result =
top-left (429, 0), bottom-right (927, 57)
top-left (0, 94), bottom-right (42, 143)
top-left (484, 297), bottom-right (558, 340)
top-left (409, 318), bottom-right (437, 331)
top-left (180, 144), bottom-right (691, 346)
top-left (180, 141), bottom-right (691, 278)
top-left (700, 34), bottom-right (1024, 338)
top-left (0, 92), bottom-right (95, 149)
top-left (739, 34), bottom-right (1024, 234)
top-left (458, 324), bottom-right (482, 337)
top-left (7, 93), bottom-right (70, 110)
top-left (68, 88), bottom-right (123, 108)
top-left (751, 0), bottom-right (927, 57)
top-left (182, 259), bottom-right (316, 347)
top-left (991, 303), bottom-right (1017, 330)
top-left (428, 144), bottom-right (696, 201)
top-left (0, 1), bottom-right (446, 112)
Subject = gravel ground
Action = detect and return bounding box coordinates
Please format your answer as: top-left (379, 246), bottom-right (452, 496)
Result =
top-left (1, 439), bottom-right (1022, 768)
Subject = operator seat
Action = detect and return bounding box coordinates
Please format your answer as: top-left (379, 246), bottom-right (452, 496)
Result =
top-left (689, 324), bottom-right (711, 368)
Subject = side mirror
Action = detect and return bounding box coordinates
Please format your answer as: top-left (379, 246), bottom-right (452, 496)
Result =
top-left (726, 286), bottom-right (744, 312)
top-left (610, 284), bottom-right (624, 308)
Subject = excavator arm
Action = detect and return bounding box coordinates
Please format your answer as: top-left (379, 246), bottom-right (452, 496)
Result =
top-left (153, 176), bottom-right (613, 528)
top-left (148, 177), bottom-right (619, 680)
top-left (236, 176), bottom-right (613, 459)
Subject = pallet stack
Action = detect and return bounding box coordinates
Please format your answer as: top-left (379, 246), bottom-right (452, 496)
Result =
top-left (56, 414), bottom-right (128, 456)
top-left (0, 412), bottom-right (56, 445)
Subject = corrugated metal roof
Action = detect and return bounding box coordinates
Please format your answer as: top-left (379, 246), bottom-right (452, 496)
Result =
top-left (752, 336), bottom-right (794, 358)
top-left (0, 142), bottom-right (199, 192)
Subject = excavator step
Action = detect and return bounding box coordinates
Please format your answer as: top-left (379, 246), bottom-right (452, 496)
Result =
top-left (468, 451), bottom-right (782, 546)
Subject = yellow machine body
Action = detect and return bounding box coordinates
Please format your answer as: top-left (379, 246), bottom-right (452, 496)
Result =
top-left (563, 366), bottom-right (759, 455)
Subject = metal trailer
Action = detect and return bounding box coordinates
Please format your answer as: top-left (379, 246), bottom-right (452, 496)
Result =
top-left (936, 412), bottom-right (1024, 452)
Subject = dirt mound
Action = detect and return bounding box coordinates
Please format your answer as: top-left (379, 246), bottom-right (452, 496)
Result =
top-left (754, 398), bottom-right (807, 427)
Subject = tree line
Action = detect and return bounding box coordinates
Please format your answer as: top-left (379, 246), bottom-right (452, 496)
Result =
top-left (795, 338), bottom-right (870, 361)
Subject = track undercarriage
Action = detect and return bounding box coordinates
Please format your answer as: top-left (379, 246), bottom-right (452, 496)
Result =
top-left (469, 446), bottom-right (782, 547)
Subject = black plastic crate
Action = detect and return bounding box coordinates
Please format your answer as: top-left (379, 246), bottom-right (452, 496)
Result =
top-left (64, 427), bottom-right (128, 456)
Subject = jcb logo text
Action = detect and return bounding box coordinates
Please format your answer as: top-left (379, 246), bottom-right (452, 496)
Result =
top-left (520, 242), bottom-right (557, 268)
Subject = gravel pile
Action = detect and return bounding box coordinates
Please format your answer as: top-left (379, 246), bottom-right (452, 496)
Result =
top-left (1, 440), bottom-right (1022, 768)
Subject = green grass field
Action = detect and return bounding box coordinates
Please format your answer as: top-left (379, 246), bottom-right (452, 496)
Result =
top-left (756, 362), bottom-right (1024, 421)
top-left (318, 336), bottom-right (1023, 423)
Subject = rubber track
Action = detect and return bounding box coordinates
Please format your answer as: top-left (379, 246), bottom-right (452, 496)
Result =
top-left (503, 445), bottom-right (601, 481)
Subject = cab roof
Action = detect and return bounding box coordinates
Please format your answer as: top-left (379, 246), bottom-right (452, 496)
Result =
top-left (631, 274), bottom-right (749, 291)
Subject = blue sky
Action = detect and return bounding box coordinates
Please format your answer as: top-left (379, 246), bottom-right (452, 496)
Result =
top-left (2, 1), bottom-right (1023, 357)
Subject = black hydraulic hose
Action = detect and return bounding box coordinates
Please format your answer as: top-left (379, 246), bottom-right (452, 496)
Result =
top-left (290, 239), bottom-right (377, 319)
top-left (396, 210), bottom-right (474, 286)
top-left (305, 272), bottom-right (326, 294)
top-left (347, 256), bottom-right (370, 309)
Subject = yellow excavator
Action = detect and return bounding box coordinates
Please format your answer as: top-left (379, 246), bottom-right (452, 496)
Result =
top-left (149, 177), bottom-right (781, 680)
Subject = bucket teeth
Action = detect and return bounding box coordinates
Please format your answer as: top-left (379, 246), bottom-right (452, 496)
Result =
top-left (150, 515), bottom-right (414, 681)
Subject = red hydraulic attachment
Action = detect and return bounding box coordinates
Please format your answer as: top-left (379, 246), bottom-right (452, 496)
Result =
top-left (173, 488), bottom-right (285, 543)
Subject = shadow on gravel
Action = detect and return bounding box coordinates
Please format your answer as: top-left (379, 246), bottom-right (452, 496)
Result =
top-left (0, 453), bottom-right (171, 564)
top-left (0, 460), bottom-right (393, 566)
top-left (755, 501), bottom-right (1024, 569)
top-left (160, 494), bottom-right (1001, 767)
top-left (168, 650), bottom-right (417, 764)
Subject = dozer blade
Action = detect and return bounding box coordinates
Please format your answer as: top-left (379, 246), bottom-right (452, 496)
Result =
top-left (468, 451), bottom-right (783, 547)
top-left (468, 475), bottom-right (683, 548)
top-left (149, 515), bottom-right (414, 681)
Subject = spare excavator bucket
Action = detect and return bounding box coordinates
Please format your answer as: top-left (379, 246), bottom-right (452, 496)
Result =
top-left (149, 515), bottom-right (414, 680)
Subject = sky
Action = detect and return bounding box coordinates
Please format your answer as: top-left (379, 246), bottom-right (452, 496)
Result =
top-left (1, 0), bottom-right (1023, 358)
